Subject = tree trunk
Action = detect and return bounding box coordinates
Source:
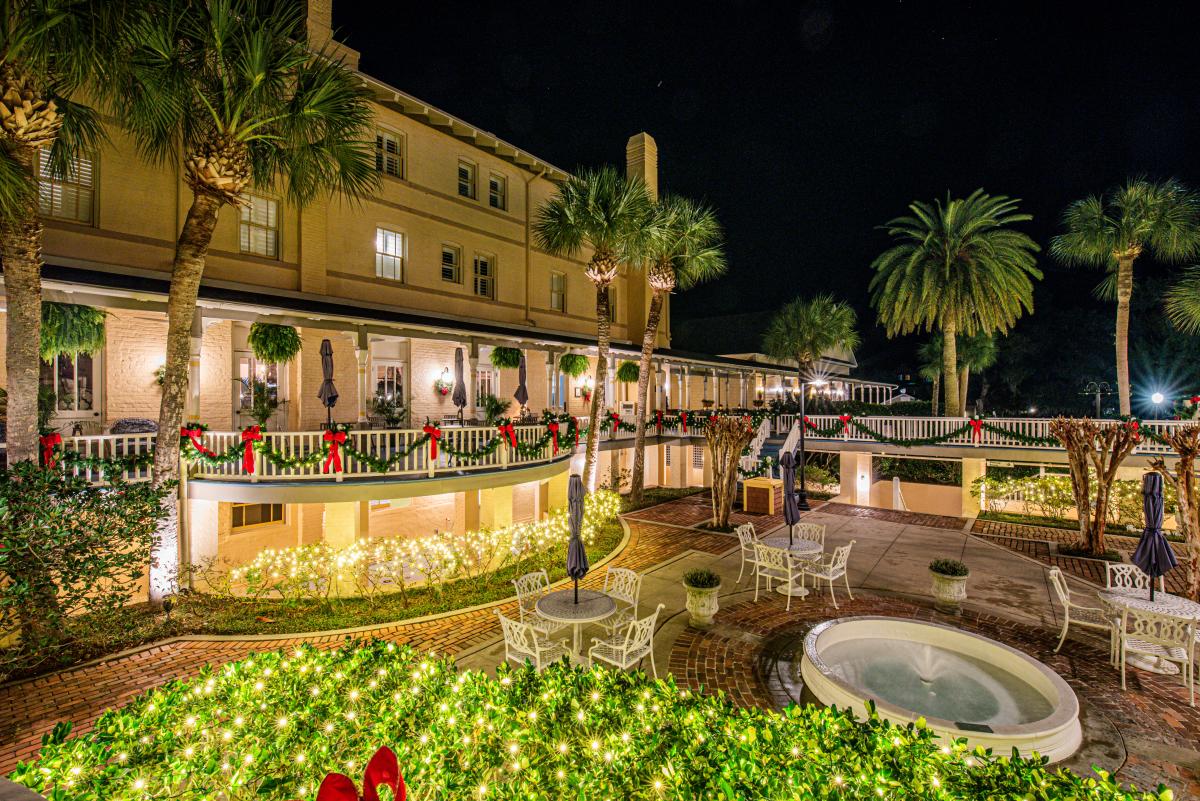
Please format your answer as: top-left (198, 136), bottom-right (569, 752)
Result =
top-left (0, 144), bottom-right (43, 463)
top-left (150, 191), bottom-right (223, 603)
top-left (705, 416), bottom-right (756, 528)
top-left (941, 321), bottom-right (960, 417)
top-left (1114, 256), bottom-right (1134, 417)
top-left (930, 373), bottom-right (940, 416)
top-left (957, 366), bottom-right (970, 417)
top-left (629, 289), bottom-right (665, 503)
top-left (582, 283), bottom-right (611, 488)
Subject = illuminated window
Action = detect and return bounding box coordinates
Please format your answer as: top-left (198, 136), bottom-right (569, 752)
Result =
top-left (488, 173), bottom-right (507, 210)
top-left (473, 253), bottom-right (495, 299)
top-left (375, 227), bottom-right (405, 281)
top-left (239, 194), bottom-right (279, 257)
top-left (232, 503), bottom-right (284, 529)
top-left (692, 446), bottom-right (704, 469)
top-left (374, 360), bottom-right (404, 401)
top-left (236, 355), bottom-right (285, 410)
top-left (476, 366), bottom-right (495, 403)
top-left (375, 130), bottom-right (404, 178)
top-left (457, 159), bottom-right (476, 199)
top-left (37, 150), bottom-right (94, 224)
top-left (441, 244), bottom-right (462, 283)
top-left (40, 352), bottom-right (98, 412)
top-left (549, 271), bottom-right (566, 313)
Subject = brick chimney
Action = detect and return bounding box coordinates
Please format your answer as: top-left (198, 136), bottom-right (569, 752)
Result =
top-left (305, 0), bottom-right (360, 70)
top-left (624, 132), bottom-right (668, 346)
top-left (625, 132), bottom-right (658, 201)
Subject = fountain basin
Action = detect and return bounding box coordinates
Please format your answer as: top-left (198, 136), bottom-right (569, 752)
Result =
top-left (801, 616), bottom-right (1081, 762)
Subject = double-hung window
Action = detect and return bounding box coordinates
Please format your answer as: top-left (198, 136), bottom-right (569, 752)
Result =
top-left (441, 244), bottom-right (462, 283)
top-left (549, 271), bottom-right (566, 313)
top-left (488, 173), bottom-right (507, 210)
top-left (375, 228), bottom-right (405, 281)
top-left (473, 253), bottom-right (495, 299)
top-left (37, 150), bottom-right (94, 223)
top-left (375, 130), bottom-right (404, 178)
top-left (457, 159), bottom-right (477, 199)
top-left (240, 194), bottom-right (279, 258)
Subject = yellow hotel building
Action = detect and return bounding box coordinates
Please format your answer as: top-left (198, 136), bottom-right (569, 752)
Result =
top-left (0, 1), bottom-right (891, 586)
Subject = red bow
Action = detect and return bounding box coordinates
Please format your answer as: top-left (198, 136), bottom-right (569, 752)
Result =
top-left (498, 422), bottom-right (518, 449)
top-left (310, 746), bottom-right (405, 801)
top-left (838, 414), bottom-right (852, 433)
top-left (422, 424), bottom-right (442, 460)
top-left (655, 409), bottom-right (663, 434)
top-left (1190, 396), bottom-right (1200, 405)
top-left (323, 429), bottom-right (346, 474)
top-left (803, 415), bottom-right (814, 430)
top-left (610, 413), bottom-right (621, 434)
top-left (969, 418), bottom-right (983, 442)
top-left (240, 426), bottom-right (262, 473)
top-left (39, 432), bottom-right (62, 469)
top-left (1126, 419), bottom-right (1141, 442)
top-left (548, 421), bottom-right (560, 455)
top-left (180, 426), bottom-right (216, 458)
top-left (680, 411), bottom-right (688, 433)
top-left (572, 416), bottom-right (580, 447)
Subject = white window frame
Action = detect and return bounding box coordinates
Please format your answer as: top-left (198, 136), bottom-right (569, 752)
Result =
top-left (476, 365), bottom-right (496, 403)
top-left (36, 149), bottom-right (95, 224)
top-left (40, 350), bottom-right (102, 422)
top-left (231, 503), bottom-right (286, 530)
top-left (457, 159), bottom-right (477, 199)
top-left (234, 351), bottom-right (289, 421)
top-left (372, 358), bottom-right (405, 403)
top-left (473, 252), bottom-right (496, 299)
top-left (441, 243), bottom-right (462, 283)
top-left (375, 129), bottom-right (405, 179)
top-left (549, 270), bottom-right (566, 313)
top-left (239, 194), bottom-right (279, 258)
top-left (375, 227), bottom-right (405, 282)
top-left (488, 172), bottom-right (507, 210)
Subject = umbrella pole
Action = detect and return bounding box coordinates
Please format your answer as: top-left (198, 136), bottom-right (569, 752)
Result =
top-left (574, 579), bottom-right (578, 604)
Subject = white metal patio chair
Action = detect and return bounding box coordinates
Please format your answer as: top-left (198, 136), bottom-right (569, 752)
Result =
top-left (1048, 567), bottom-right (1118, 662)
top-left (589, 603), bottom-right (666, 678)
top-left (1106, 563), bottom-right (1165, 594)
top-left (599, 567), bottom-right (642, 636)
top-left (789, 522), bottom-right (826, 565)
top-left (735, 523), bottom-right (762, 584)
top-left (753, 542), bottom-right (802, 612)
top-left (1116, 607), bottom-right (1195, 707)
top-left (512, 570), bottom-right (570, 637)
top-left (496, 611), bottom-right (570, 672)
top-left (802, 540), bottom-right (856, 609)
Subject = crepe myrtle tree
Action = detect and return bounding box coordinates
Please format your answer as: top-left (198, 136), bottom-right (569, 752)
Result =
top-left (1049, 417), bottom-right (1140, 558)
top-left (111, 0), bottom-right (378, 602)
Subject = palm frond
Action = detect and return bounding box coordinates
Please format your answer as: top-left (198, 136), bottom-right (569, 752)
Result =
top-left (762, 294), bottom-right (860, 372)
top-left (0, 145), bottom-right (34, 221)
top-left (647, 195), bottom-right (727, 291)
top-left (533, 165), bottom-right (655, 262)
top-left (1165, 266), bottom-right (1200, 335)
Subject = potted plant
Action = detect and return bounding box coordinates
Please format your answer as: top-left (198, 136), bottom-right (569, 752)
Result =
top-left (683, 568), bottom-right (722, 629)
top-left (929, 558), bottom-right (969, 614)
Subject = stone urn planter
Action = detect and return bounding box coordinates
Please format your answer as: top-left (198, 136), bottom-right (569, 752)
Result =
top-left (929, 559), bottom-right (969, 614)
top-left (683, 568), bottom-right (721, 629)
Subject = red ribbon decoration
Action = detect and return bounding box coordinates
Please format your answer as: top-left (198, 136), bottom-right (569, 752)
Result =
top-left (1190, 396), bottom-right (1200, 405)
top-left (838, 414), bottom-right (852, 433)
top-left (313, 746), bottom-right (406, 801)
top-left (1126, 419), bottom-right (1141, 442)
top-left (655, 409), bottom-right (663, 434)
top-left (39, 432), bottom-right (62, 469)
top-left (610, 413), bottom-right (621, 434)
top-left (548, 421), bottom-right (560, 455)
top-left (240, 426), bottom-right (262, 473)
top-left (680, 411), bottom-right (688, 434)
top-left (322, 429), bottom-right (346, 474)
top-left (180, 426), bottom-right (216, 458)
top-left (572, 416), bottom-right (580, 447)
top-left (422, 423), bottom-right (441, 460)
top-left (498, 422), bottom-right (518, 448)
top-left (969, 418), bottom-right (983, 442)
top-left (803, 414), bottom-right (814, 430)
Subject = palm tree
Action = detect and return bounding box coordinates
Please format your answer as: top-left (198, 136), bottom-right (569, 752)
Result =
top-left (916, 336), bottom-right (942, 416)
top-left (955, 331), bottom-right (997, 416)
top-left (113, 0), bottom-right (377, 601)
top-left (870, 190), bottom-right (1041, 416)
top-left (762, 295), bottom-right (860, 390)
top-left (534, 165), bottom-right (655, 488)
top-left (629, 196), bottom-right (725, 504)
top-left (1166, 267), bottom-right (1200, 334)
top-left (0, 0), bottom-right (121, 462)
top-left (1051, 178), bottom-right (1200, 415)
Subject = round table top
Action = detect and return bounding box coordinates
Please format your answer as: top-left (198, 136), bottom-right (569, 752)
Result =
top-left (536, 588), bottom-right (616, 623)
top-left (761, 534), bottom-right (823, 556)
top-left (1098, 587), bottom-right (1200, 620)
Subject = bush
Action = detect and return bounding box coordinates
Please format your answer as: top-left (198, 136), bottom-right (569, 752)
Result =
top-left (929, 558), bottom-right (969, 577)
top-left (972, 471), bottom-right (1176, 525)
top-left (683, 567), bottom-right (720, 588)
top-left (876, 457), bottom-right (961, 486)
top-left (480, 393), bottom-right (512, 425)
top-left (11, 642), bottom-right (1164, 801)
top-left (369, 393), bottom-right (407, 427)
top-left (770, 397), bottom-right (933, 417)
top-left (0, 463), bottom-right (171, 679)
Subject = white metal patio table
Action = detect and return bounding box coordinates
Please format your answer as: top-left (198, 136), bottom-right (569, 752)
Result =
top-left (762, 533), bottom-right (823, 598)
top-left (1098, 587), bottom-right (1200, 675)
top-left (536, 588), bottom-right (617, 658)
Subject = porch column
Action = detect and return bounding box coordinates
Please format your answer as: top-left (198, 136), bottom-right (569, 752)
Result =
top-left (606, 354), bottom-right (616, 409)
top-left (547, 351), bottom-right (558, 410)
top-left (700, 444), bottom-right (713, 488)
top-left (467, 342), bottom-right (479, 420)
top-left (355, 329), bottom-right (370, 424)
top-left (185, 310), bottom-right (204, 423)
top-left (547, 469), bottom-right (569, 510)
top-left (455, 489), bottom-right (481, 535)
top-left (660, 362), bottom-right (670, 408)
top-left (669, 444), bottom-right (688, 488)
top-left (683, 365), bottom-right (691, 408)
top-left (839, 451), bottom-right (873, 507)
top-left (961, 458), bottom-right (986, 518)
top-left (324, 501), bottom-right (367, 549)
top-left (186, 499), bottom-right (219, 589)
top-left (480, 485), bottom-right (514, 529)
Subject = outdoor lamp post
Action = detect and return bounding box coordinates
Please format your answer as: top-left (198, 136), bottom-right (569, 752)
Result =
top-left (797, 377), bottom-right (811, 511)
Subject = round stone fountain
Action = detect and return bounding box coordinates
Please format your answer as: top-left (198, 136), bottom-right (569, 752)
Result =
top-left (800, 616), bottom-right (1081, 762)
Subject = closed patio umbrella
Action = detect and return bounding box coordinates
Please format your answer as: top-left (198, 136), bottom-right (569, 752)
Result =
top-left (317, 339), bottom-right (339, 429)
top-left (566, 474), bottom-right (588, 603)
top-left (514, 351), bottom-right (529, 412)
top-left (780, 450), bottom-right (800, 547)
top-left (452, 347), bottom-right (468, 422)
top-left (1132, 471), bottom-right (1177, 601)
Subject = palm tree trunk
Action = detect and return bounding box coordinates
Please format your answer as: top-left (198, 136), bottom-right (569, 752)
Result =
top-left (957, 366), bottom-right (970, 417)
top-left (0, 144), bottom-right (43, 463)
top-left (930, 373), bottom-right (940, 416)
top-left (582, 283), bottom-right (611, 488)
top-left (941, 322), bottom-right (960, 417)
top-left (150, 191), bottom-right (222, 604)
top-left (629, 289), bottom-right (665, 503)
top-left (1114, 256), bottom-right (1134, 417)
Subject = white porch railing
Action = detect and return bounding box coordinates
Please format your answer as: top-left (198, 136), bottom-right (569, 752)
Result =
top-left (739, 417), bottom-right (774, 476)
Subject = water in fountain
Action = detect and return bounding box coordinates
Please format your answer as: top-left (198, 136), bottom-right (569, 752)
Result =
top-left (821, 638), bottom-right (1052, 726)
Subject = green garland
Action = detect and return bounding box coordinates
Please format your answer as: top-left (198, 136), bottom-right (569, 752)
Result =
top-left (738, 454), bottom-right (774, 478)
top-left (800, 415), bottom-right (1063, 448)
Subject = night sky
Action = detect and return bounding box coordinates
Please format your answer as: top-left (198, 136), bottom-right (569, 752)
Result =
top-left (334, 1), bottom-right (1200, 398)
